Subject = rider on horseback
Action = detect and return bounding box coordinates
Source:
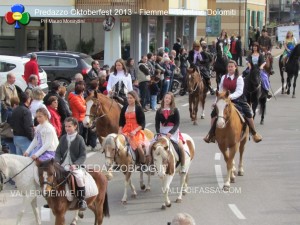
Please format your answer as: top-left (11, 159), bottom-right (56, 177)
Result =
top-left (257, 29), bottom-right (274, 75)
top-left (107, 59), bottom-right (133, 105)
top-left (119, 91), bottom-right (147, 166)
top-left (55, 117), bottom-right (88, 210)
top-left (281, 31), bottom-right (297, 71)
top-left (188, 40), bottom-right (215, 95)
top-left (155, 92), bottom-right (186, 173)
top-left (246, 42), bottom-right (272, 99)
top-left (204, 60), bottom-right (262, 143)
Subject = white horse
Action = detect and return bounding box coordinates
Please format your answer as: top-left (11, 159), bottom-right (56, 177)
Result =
top-left (0, 154), bottom-right (81, 225)
top-left (102, 132), bottom-right (154, 204)
top-left (151, 133), bottom-right (195, 209)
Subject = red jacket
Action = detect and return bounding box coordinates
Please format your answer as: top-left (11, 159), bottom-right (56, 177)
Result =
top-left (47, 106), bottom-right (62, 137)
top-left (68, 92), bottom-right (86, 122)
top-left (24, 59), bottom-right (40, 84)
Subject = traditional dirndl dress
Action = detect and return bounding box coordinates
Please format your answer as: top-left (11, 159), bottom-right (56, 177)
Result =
top-left (122, 111), bottom-right (146, 150)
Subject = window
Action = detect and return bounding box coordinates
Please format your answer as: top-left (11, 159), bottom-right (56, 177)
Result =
top-left (37, 56), bottom-right (56, 66)
top-left (0, 62), bottom-right (16, 72)
top-left (58, 57), bottom-right (77, 68)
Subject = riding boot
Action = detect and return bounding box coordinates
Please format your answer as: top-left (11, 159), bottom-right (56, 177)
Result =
top-left (77, 186), bottom-right (87, 211)
top-left (203, 118), bottom-right (217, 143)
top-left (246, 118), bottom-right (262, 143)
top-left (136, 146), bottom-right (145, 164)
top-left (178, 141), bottom-right (186, 173)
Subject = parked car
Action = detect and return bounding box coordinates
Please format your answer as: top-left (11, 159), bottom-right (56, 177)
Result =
top-left (0, 55), bottom-right (48, 94)
top-left (27, 51), bottom-right (93, 87)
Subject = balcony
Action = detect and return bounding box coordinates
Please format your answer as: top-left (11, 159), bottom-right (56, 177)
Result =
top-left (269, 3), bottom-right (291, 12)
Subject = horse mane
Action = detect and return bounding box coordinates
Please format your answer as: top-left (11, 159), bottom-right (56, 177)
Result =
top-left (102, 134), bottom-right (117, 149)
top-left (39, 159), bottom-right (68, 182)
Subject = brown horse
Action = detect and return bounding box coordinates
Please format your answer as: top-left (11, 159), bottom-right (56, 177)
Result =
top-left (215, 91), bottom-right (249, 190)
top-left (83, 91), bottom-right (121, 144)
top-left (187, 67), bottom-right (207, 125)
top-left (37, 159), bottom-right (109, 225)
top-left (102, 129), bottom-right (154, 204)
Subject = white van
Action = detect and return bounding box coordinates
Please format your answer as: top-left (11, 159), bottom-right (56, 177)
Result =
top-left (0, 55), bottom-right (48, 93)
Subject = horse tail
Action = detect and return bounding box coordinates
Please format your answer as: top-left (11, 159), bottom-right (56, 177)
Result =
top-left (186, 140), bottom-right (195, 160)
top-left (103, 192), bottom-right (110, 217)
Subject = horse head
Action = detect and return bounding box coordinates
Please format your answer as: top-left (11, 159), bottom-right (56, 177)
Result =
top-left (83, 91), bottom-right (103, 128)
top-left (187, 67), bottom-right (201, 93)
top-left (151, 136), bottom-right (175, 178)
top-left (215, 90), bottom-right (233, 129)
top-left (248, 65), bottom-right (262, 88)
top-left (0, 156), bottom-right (8, 192)
top-left (102, 133), bottom-right (118, 169)
top-left (37, 158), bottom-right (66, 197)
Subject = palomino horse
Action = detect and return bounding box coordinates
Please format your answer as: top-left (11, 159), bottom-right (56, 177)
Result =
top-left (243, 65), bottom-right (267, 125)
top-left (102, 129), bottom-right (154, 204)
top-left (279, 44), bottom-right (300, 98)
top-left (37, 159), bottom-right (109, 225)
top-left (0, 154), bottom-right (82, 225)
top-left (215, 91), bottom-right (249, 190)
top-left (151, 134), bottom-right (195, 209)
top-left (213, 39), bottom-right (229, 89)
top-left (83, 91), bottom-right (121, 144)
top-left (187, 67), bottom-right (207, 125)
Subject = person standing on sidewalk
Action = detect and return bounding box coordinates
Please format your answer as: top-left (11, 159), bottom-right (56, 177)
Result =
top-left (137, 56), bottom-right (151, 112)
top-left (24, 53), bottom-right (40, 84)
top-left (236, 36), bottom-right (243, 66)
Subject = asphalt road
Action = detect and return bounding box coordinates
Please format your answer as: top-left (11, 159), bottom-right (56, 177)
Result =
top-left (1, 57), bottom-right (300, 225)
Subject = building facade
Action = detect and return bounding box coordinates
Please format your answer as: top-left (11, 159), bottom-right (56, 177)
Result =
top-left (197, 0), bottom-right (266, 51)
top-left (0, 0), bottom-right (215, 66)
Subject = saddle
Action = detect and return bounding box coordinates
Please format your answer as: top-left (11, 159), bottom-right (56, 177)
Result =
top-left (233, 106), bottom-right (248, 139)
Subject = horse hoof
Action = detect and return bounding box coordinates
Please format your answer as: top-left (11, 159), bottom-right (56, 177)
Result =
top-left (161, 205), bottom-right (166, 210)
top-left (70, 223), bottom-right (76, 225)
top-left (140, 184), bottom-right (146, 190)
top-left (223, 185), bottom-right (230, 191)
top-left (201, 116), bottom-right (205, 119)
top-left (182, 191), bottom-right (187, 196)
top-left (175, 198), bottom-right (182, 203)
top-left (193, 121), bottom-right (197, 125)
top-left (131, 194), bottom-right (137, 198)
top-left (166, 203), bottom-right (172, 207)
top-left (260, 120), bottom-right (264, 125)
top-left (145, 188), bottom-right (151, 192)
top-left (287, 90), bottom-right (290, 95)
top-left (292, 95), bottom-right (296, 98)
top-left (230, 177), bottom-right (236, 183)
top-left (238, 171), bottom-right (244, 176)
top-left (78, 211), bottom-right (84, 219)
top-left (121, 200), bottom-right (127, 204)
top-left (281, 90), bottom-right (284, 94)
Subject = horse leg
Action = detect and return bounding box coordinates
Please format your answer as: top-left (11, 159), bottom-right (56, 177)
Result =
top-left (280, 66), bottom-right (285, 94)
top-left (16, 196), bottom-right (27, 225)
top-left (260, 97), bottom-right (266, 125)
top-left (128, 176), bottom-right (137, 198)
top-left (182, 173), bottom-right (189, 195)
top-left (287, 74), bottom-right (291, 95)
top-left (146, 172), bottom-right (151, 191)
top-left (31, 197), bottom-right (41, 225)
top-left (238, 137), bottom-right (247, 176)
top-left (175, 173), bottom-right (186, 203)
top-left (121, 172), bottom-right (131, 204)
top-left (193, 97), bottom-right (199, 125)
top-left (70, 210), bottom-right (80, 225)
top-left (139, 171), bottom-right (145, 190)
top-left (54, 212), bottom-right (66, 225)
top-left (292, 74), bottom-right (297, 98)
top-left (224, 145), bottom-right (239, 190)
top-left (200, 94), bottom-right (205, 119)
top-left (161, 175), bottom-right (173, 209)
top-left (189, 95), bottom-right (193, 122)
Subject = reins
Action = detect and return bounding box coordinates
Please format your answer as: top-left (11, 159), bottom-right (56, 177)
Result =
top-left (2, 160), bottom-right (35, 185)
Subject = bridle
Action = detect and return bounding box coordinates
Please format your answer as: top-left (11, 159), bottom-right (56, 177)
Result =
top-left (86, 97), bottom-right (114, 125)
top-left (188, 73), bottom-right (199, 94)
top-left (40, 166), bottom-right (71, 190)
top-left (216, 99), bottom-right (232, 126)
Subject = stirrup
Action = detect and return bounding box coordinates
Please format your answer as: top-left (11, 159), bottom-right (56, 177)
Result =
top-left (203, 134), bottom-right (215, 143)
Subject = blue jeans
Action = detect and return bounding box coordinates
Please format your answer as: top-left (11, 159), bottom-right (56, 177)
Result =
top-left (151, 95), bottom-right (157, 110)
top-left (2, 138), bottom-right (16, 154)
top-left (13, 136), bottom-right (32, 156)
top-left (162, 79), bottom-right (170, 98)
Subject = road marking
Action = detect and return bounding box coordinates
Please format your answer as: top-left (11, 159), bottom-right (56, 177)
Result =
top-left (87, 152), bottom-right (97, 158)
top-left (146, 123), bottom-right (152, 128)
top-left (214, 153), bottom-right (221, 160)
top-left (267, 85), bottom-right (285, 102)
top-left (214, 165), bottom-right (224, 189)
top-left (182, 103), bottom-right (189, 107)
top-left (228, 204), bottom-right (246, 220)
